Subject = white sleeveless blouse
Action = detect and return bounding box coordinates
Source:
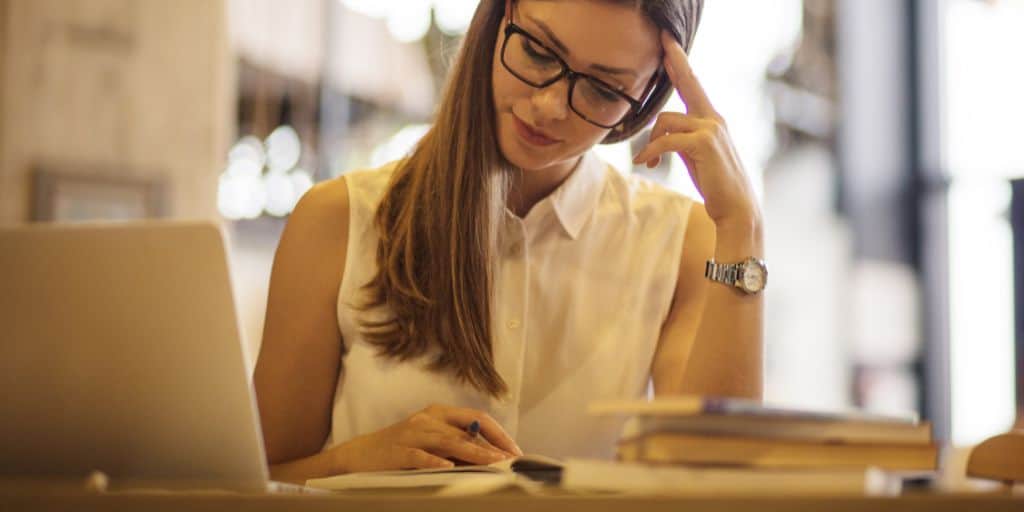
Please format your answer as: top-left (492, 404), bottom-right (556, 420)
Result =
top-left (324, 151), bottom-right (694, 459)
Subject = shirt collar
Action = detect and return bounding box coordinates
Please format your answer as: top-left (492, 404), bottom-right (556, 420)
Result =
top-left (551, 151), bottom-right (606, 240)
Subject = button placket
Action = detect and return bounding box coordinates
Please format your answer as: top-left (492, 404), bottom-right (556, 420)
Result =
top-left (492, 217), bottom-right (528, 435)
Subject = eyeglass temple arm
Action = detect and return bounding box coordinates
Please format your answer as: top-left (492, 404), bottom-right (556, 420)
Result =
top-left (637, 67), bottom-right (666, 108)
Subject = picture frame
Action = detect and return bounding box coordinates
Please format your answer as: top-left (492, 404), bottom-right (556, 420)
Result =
top-left (31, 166), bottom-right (168, 222)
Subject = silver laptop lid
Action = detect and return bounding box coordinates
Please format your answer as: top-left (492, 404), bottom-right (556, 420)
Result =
top-left (0, 220), bottom-right (268, 490)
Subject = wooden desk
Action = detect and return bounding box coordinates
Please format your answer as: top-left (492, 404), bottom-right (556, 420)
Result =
top-left (2, 490), bottom-right (1022, 512)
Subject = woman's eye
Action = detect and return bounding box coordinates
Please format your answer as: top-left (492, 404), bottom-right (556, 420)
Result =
top-left (523, 39), bottom-right (556, 63)
top-left (587, 81), bottom-right (622, 102)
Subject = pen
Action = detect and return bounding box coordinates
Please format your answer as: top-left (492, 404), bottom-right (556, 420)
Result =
top-left (466, 419), bottom-right (518, 459)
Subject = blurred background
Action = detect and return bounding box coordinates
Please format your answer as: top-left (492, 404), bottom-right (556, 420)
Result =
top-left (1, 0), bottom-right (1021, 449)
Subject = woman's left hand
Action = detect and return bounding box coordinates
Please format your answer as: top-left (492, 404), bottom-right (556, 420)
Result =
top-left (632, 31), bottom-right (761, 234)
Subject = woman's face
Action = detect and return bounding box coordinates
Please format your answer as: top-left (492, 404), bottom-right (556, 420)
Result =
top-left (492, 0), bottom-right (662, 173)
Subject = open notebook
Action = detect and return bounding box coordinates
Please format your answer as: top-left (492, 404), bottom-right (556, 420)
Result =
top-left (305, 454), bottom-right (563, 490)
top-left (305, 455), bottom-right (903, 496)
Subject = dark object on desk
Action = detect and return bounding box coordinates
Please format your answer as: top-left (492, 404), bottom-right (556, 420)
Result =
top-left (510, 458), bottom-right (562, 485)
top-left (966, 431), bottom-right (1024, 483)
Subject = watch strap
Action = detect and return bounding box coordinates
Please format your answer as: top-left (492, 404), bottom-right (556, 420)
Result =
top-left (706, 257), bottom-right (768, 294)
top-left (705, 259), bottom-right (739, 286)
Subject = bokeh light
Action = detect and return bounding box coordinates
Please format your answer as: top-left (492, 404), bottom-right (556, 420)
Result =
top-left (265, 125), bottom-right (301, 172)
top-left (219, 125), bottom-right (311, 219)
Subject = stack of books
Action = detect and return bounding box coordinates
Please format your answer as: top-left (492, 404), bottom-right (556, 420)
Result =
top-left (581, 396), bottom-right (939, 495)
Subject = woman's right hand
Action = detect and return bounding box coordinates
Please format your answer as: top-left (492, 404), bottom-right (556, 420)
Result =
top-left (329, 404), bottom-right (524, 473)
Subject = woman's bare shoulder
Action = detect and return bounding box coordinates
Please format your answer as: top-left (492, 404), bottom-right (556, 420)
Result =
top-left (296, 175), bottom-right (349, 221)
top-left (283, 175), bottom-right (350, 249)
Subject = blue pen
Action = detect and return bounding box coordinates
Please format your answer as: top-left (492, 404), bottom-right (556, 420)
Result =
top-left (466, 419), bottom-right (481, 438)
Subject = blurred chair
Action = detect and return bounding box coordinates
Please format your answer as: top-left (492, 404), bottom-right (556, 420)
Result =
top-left (966, 431), bottom-right (1024, 484)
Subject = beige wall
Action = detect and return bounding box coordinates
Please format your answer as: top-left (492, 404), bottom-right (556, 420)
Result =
top-left (0, 0), bottom-right (232, 224)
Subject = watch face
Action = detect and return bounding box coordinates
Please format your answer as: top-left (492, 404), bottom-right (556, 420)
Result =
top-left (742, 260), bottom-right (766, 292)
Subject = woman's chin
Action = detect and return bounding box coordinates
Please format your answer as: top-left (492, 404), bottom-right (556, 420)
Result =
top-left (498, 124), bottom-right (559, 172)
top-left (501, 147), bottom-right (546, 172)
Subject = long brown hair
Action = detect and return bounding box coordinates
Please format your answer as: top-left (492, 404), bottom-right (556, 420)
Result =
top-left (357, 0), bottom-right (704, 397)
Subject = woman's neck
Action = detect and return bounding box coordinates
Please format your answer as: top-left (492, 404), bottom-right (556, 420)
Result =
top-left (505, 155), bottom-right (582, 218)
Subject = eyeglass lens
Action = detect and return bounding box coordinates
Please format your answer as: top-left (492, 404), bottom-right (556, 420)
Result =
top-left (503, 30), bottom-right (633, 128)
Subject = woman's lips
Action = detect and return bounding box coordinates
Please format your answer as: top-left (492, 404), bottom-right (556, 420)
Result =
top-left (512, 116), bottom-right (560, 147)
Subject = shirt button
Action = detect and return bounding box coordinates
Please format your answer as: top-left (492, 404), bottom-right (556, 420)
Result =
top-left (507, 319), bottom-right (521, 329)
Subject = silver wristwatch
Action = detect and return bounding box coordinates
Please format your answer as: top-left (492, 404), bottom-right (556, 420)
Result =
top-left (705, 257), bottom-right (768, 294)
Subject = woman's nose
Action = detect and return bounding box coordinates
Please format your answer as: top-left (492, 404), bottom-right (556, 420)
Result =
top-left (530, 78), bottom-right (570, 124)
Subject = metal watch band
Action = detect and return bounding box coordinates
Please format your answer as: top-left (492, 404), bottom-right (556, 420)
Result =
top-left (705, 257), bottom-right (768, 294)
top-left (704, 259), bottom-right (738, 286)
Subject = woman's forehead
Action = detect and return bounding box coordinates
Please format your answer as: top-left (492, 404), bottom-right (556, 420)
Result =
top-left (517, 0), bottom-right (662, 78)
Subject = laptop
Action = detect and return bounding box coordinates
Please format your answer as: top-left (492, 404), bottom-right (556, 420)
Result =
top-left (0, 220), bottom-right (316, 492)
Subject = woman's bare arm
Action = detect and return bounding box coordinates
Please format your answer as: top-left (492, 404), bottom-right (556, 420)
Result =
top-left (650, 202), bottom-right (763, 399)
top-left (253, 176), bottom-right (350, 469)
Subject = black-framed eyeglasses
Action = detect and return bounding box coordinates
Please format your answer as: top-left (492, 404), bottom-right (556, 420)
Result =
top-left (500, 20), bottom-right (662, 129)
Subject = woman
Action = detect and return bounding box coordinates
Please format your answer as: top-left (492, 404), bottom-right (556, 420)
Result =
top-left (255, 0), bottom-right (764, 483)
